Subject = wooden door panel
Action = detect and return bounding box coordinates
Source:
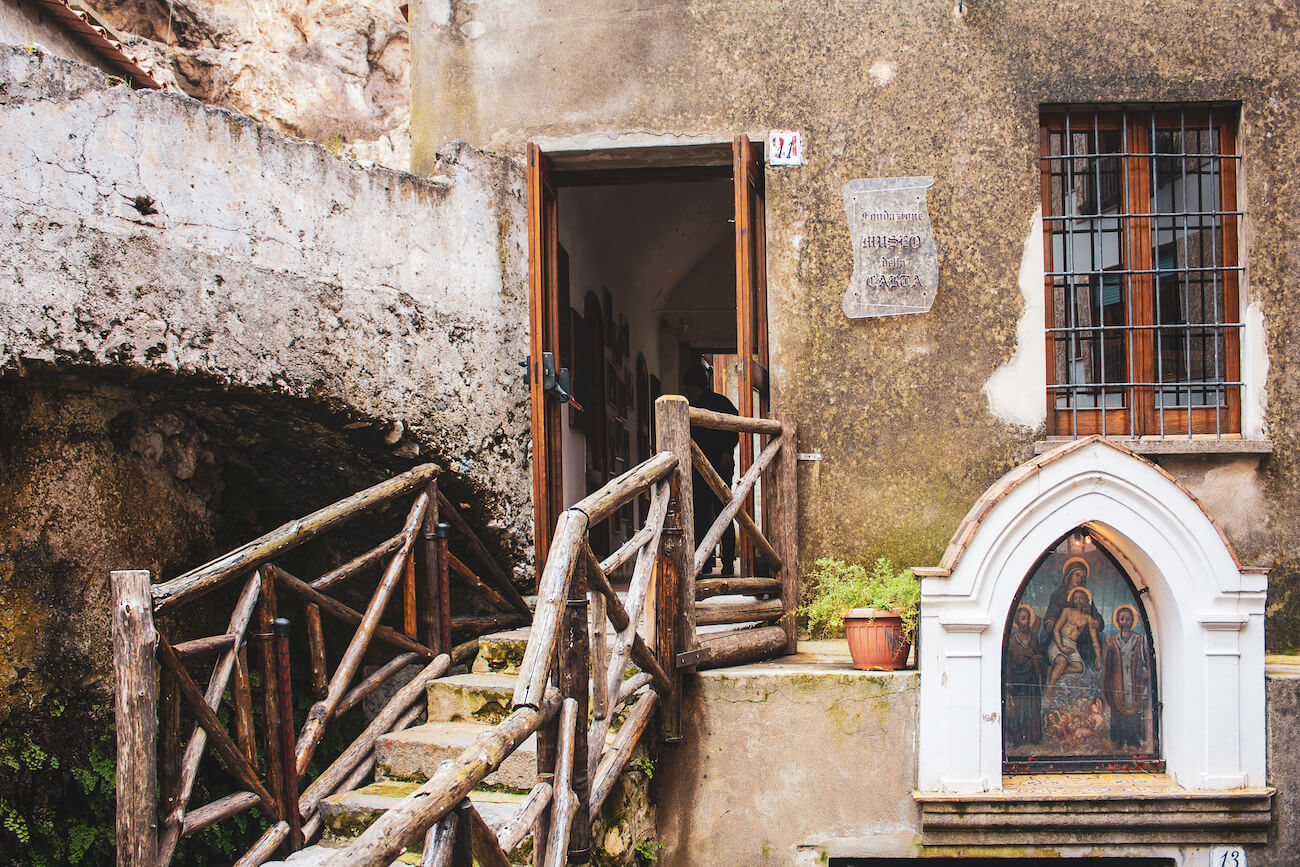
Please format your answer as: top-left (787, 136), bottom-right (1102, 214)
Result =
top-left (527, 143), bottom-right (564, 574)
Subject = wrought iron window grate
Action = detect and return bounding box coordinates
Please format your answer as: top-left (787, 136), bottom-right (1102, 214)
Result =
top-left (1040, 105), bottom-right (1243, 439)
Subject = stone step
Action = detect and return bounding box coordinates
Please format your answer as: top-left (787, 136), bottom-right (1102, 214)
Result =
top-left (472, 627), bottom-right (531, 676)
top-left (376, 721), bottom-right (537, 791)
top-left (426, 671), bottom-right (517, 725)
top-left (319, 780), bottom-right (532, 862)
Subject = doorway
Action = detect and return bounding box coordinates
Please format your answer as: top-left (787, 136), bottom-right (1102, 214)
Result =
top-left (525, 138), bottom-right (769, 574)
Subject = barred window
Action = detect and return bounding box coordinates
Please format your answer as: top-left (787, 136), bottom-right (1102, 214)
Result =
top-left (1040, 105), bottom-right (1243, 437)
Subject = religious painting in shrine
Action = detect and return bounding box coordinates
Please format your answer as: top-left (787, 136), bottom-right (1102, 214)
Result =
top-left (1002, 527), bottom-right (1161, 771)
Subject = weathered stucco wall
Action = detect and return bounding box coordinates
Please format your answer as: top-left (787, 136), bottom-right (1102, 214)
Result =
top-left (1, 43), bottom-right (532, 554)
top-left (409, 0), bottom-right (1300, 649)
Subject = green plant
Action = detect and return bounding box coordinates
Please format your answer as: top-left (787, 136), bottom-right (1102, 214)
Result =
top-left (799, 557), bottom-right (920, 640)
top-left (634, 838), bottom-right (663, 863)
top-left (635, 756), bottom-right (655, 779)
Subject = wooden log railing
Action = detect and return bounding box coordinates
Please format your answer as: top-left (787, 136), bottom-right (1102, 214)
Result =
top-left (316, 396), bottom-right (798, 866)
top-left (114, 398), bottom-right (799, 867)
top-left (111, 463), bottom-right (526, 866)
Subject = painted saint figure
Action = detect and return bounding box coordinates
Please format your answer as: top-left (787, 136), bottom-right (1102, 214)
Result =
top-left (1102, 603), bottom-right (1151, 748)
top-left (1004, 604), bottom-right (1044, 745)
top-left (1044, 585), bottom-right (1101, 702)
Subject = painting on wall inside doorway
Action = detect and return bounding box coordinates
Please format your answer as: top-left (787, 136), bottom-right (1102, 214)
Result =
top-left (1002, 527), bottom-right (1161, 771)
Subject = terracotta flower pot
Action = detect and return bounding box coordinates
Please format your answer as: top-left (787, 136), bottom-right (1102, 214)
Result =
top-left (843, 608), bottom-right (911, 670)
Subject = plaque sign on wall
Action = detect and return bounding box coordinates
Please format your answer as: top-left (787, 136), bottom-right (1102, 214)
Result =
top-left (841, 176), bottom-right (939, 318)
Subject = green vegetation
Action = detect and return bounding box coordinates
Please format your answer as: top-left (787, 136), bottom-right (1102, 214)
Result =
top-left (799, 557), bottom-right (920, 640)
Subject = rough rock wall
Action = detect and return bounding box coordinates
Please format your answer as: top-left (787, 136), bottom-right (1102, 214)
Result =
top-left (92, 0), bottom-right (412, 169)
top-left (0, 44), bottom-right (532, 582)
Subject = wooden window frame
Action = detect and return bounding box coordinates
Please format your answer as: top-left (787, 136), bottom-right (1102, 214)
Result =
top-left (1040, 105), bottom-right (1242, 438)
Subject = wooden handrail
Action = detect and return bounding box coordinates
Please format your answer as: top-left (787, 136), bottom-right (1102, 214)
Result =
top-left (152, 463), bottom-right (440, 615)
top-left (688, 405), bottom-right (783, 435)
top-left (570, 450), bottom-right (677, 525)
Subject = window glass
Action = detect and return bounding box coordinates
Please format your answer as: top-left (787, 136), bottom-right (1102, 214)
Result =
top-left (1003, 528), bottom-right (1160, 771)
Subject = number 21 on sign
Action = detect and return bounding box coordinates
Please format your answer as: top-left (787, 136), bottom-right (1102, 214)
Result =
top-left (1211, 846), bottom-right (1247, 867)
top-left (767, 130), bottom-right (803, 166)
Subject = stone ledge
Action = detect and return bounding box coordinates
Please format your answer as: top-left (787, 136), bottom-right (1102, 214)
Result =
top-left (915, 775), bottom-right (1274, 846)
top-left (1034, 437), bottom-right (1273, 456)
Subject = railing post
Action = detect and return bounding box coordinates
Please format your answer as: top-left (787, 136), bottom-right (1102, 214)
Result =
top-left (420, 480), bottom-right (442, 655)
top-left (112, 569), bottom-right (158, 867)
top-left (274, 618), bottom-right (304, 852)
top-left (655, 496), bottom-right (684, 742)
top-left (655, 396), bottom-right (696, 658)
top-left (436, 522), bottom-right (453, 654)
top-left (771, 412), bottom-right (799, 655)
top-left (254, 568), bottom-right (286, 814)
top-left (560, 556), bottom-right (591, 862)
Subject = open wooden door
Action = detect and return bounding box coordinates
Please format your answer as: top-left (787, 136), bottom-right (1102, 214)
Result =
top-left (733, 135), bottom-right (770, 577)
top-left (527, 143), bottom-right (564, 572)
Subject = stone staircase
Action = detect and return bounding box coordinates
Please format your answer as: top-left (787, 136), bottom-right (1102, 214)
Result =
top-left (268, 628), bottom-right (538, 866)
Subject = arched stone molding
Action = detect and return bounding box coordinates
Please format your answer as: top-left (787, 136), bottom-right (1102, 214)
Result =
top-left (917, 436), bottom-right (1267, 793)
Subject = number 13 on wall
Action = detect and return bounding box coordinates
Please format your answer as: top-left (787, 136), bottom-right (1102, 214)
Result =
top-left (1211, 846), bottom-right (1247, 867)
top-left (767, 130), bottom-right (803, 166)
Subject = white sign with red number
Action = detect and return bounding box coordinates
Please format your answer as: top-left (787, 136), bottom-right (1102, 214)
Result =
top-left (768, 130), bottom-right (803, 166)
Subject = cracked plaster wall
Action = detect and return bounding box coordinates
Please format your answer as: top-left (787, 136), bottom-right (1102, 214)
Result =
top-left (410, 0), bottom-right (1300, 650)
top-left (0, 44), bottom-right (533, 570)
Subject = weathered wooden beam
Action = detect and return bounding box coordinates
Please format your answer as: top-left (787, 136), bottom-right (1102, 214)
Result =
top-left (253, 569), bottom-right (285, 835)
top-left (305, 603), bottom-right (328, 697)
top-left (654, 483), bottom-right (685, 742)
top-left (695, 577), bottom-right (783, 600)
top-left (180, 791), bottom-right (260, 837)
top-left (687, 405), bottom-right (783, 435)
top-left (337, 652), bottom-right (420, 716)
top-left (155, 637), bottom-right (278, 821)
top-left (322, 691), bottom-right (562, 867)
top-left (271, 565), bottom-right (435, 660)
top-left (581, 544), bottom-right (673, 697)
top-left (312, 533), bottom-right (405, 593)
top-left (616, 672), bottom-right (654, 706)
top-left (693, 625), bottom-right (788, 670)
top-left (771, 412), bottom-right (799, 654)
top-left (403, 550), bottom-right (418, 639)
top-left (656, 396), bottom-right (696, 660)
top-left (173, 633), bottom-right (236, 659)
top-left (513, 512), bottom-right (587, 708)
top-left (570, 451), bottom-right (677, 526)
top-left (153, 464), bottom-right (439, 615)
top-left (599, 524), bottom-right (655, 575)
top-left (232, 648), bottom-right (257, 771)
top-left (112, 570), bottom-right (158, 867)
top-left (447, 551), bottom-right (511, 611)
top-left (544, 699), bottom-right (579, 867)
top-left (589, 689), bottom-right (658, 821)
top-left (450, 612), bottom-right (527, 632)
top-left (420, 481), bottom-right (442, 655)
top-left (233, 821), bottom-right (289, 867)
top-left (465, 801), bottom-right (513, 867)
top-left (437, 492), bottom-right (531, 618)
top-left (561, 558), bottom-right (591, 860)
top-left (496, 780), bottom-right (553, 854)
top-left (273, 619), bottom-right (303, 852)
top-left (689, 439), bottom-right (782, 571)
top-left (436, 522), bottom-right (452, 652)
top-left (299, 654), bottom-right (450, 818)
top-left (692, 434), bottom-right (783, 580)
top-left (590, 591), bottom-right (608, 720)
top-left (695, 598), bottom-right (785, 627)
top-left (420, 811), bottom-right (458, 867)
top-left (158, 667), bottom-right (181, 833)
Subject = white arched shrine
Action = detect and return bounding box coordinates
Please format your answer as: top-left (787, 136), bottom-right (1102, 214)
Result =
top-left (916, 436), bottom-right (1267, 793)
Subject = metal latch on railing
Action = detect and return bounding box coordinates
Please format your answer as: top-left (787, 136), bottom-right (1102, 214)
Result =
top-left (519, 352), bottom-right (582, 410)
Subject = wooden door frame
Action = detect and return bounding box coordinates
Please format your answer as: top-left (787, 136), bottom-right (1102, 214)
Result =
top-left (526, 139), bottom-right (770, 575)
